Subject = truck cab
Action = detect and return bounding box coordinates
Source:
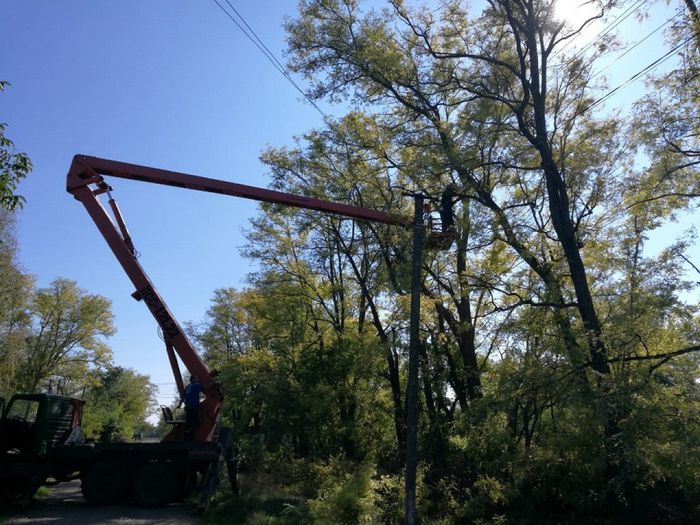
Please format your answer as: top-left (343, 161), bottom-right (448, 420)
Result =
top-left (0, 394), bottom-right (84, 457)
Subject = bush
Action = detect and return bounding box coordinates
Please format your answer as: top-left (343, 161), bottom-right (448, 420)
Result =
top-left (370, 473), bottom-right (404, 525)
top-left (308, 459), bottom-right (375, 524)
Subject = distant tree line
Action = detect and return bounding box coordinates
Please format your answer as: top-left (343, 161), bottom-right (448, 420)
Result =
top-left (0, 211), bottom-right (155, 442)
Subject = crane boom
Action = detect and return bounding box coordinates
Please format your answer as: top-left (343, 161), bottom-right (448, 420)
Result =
top-left (66, 154), bottom-right (409, 442)
top-left (68, 155), bottom-right (409, 226)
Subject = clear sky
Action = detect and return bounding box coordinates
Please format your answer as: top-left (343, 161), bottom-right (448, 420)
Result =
top-left (1, 0), bottom-right (693, 409)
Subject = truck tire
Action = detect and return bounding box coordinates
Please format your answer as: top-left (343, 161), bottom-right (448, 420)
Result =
top-left (0, 475), bottom-right (40, 509)
top-left (131, 462), bottom-right (177, 507)
top-left (227, 457), bottom-right (239, 496)
top-left (81, 459), bottom-right (127, 505)
top-left (179, 467), bottom-right (198, 500)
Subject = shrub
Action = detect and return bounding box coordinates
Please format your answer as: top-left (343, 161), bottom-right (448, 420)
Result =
top-left (308, 459), bottom-right (375, 524)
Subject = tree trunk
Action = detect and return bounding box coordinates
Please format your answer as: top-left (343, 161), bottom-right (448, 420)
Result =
top-left (684, 0), bottom-right (700, 54)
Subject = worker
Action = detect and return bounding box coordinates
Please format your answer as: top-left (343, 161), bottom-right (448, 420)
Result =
top-left (180, 375), bottom-right (203, 440)
top-left (440, 185), bottom-right (456, 233)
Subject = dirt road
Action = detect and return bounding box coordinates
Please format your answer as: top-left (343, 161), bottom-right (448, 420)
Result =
top-left (1, 481), bottom-right (203, 525)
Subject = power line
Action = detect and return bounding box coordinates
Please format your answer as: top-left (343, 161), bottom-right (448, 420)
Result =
top-left (211, 0), bottom-right (332, 122)
top-left (557, 0), bottom-right (647, 54)
top-left (554, 0), bottom-right (654, 67)
top-left (583, 30), bottom-right (698, 114)
top-left (591, 0), bottom-right (657, 42)
top-left (213, 0), bottom-right (286, 78)
top-left (212, 2), bottom-right (691, 130)
top-left (591, 8), bottom-right (683, 79)
top-left (224, 0), bottom-right (288, 74)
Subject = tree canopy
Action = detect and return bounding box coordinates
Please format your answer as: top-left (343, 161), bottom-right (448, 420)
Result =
top-left (201, 1), bottom-right (700, 523)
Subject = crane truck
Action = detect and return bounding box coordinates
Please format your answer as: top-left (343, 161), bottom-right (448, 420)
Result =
top-left (0, 155), bottom-right (407, 510)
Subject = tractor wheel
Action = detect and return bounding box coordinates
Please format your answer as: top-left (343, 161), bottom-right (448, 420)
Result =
top-left (81, 459), bottom-right (127, 505)
top-left (131, 462), bottom-right (177, 507)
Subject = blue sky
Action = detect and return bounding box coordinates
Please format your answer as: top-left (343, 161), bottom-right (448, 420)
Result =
top-left (1, 0), bottom-right (329, 405)
top-left (1, 1), bottom-right (692, 408)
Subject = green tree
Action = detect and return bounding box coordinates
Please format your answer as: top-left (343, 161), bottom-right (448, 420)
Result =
top-left (19, 278), bottom-right (114, 393)
top-left (629, 3), bottom-right (699, 219)
top-left (0, 81), bottom-right (31, 211)
top-left (276, 0), bottom-right (700, 520)
top-left (189, 287), bottom-right (254, 367)
top-left (81, 366), bottom-right (157, 442)
top-left (0, 210), bottom-right (33, 398)
top-left (286, 0), bottom-right (626, 381)
top-left (195, 270), bottom-right (393, 461)
top-left (205, 2), bottom-right (700, 522)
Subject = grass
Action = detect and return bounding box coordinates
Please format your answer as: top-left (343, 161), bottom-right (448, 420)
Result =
top-left (0, 484), bottom-right (52, 523)
top-left (33, 486), bottom-right (51, 499)
top-left (204, 472), bottom-right (312, 525)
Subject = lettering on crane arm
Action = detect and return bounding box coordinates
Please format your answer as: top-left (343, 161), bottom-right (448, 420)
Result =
top-left (137, 285), bottom-right (181, 338)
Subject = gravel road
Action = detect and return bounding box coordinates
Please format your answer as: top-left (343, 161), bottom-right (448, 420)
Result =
top-left (1, 480), bottom-right (203, 525)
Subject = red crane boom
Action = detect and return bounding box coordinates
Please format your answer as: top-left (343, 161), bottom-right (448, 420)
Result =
top-left (66, 154), bottom-right (408, 442)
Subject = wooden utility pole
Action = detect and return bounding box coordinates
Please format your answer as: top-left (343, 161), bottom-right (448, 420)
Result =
top-left (405, 195), bottom-right (425, 525)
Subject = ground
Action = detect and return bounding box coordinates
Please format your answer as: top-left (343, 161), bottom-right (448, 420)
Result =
top-left (0, 480), bottom-right (202, 525)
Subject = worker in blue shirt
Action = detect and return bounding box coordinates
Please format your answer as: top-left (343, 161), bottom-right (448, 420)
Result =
top-left (180, 375), bottom-right (203, 440)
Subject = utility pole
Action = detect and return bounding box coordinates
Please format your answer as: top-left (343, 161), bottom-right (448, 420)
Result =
top-left (68, 154), bottom-right (427, 519)
top-left (405, 195), bottom-right (425, 525)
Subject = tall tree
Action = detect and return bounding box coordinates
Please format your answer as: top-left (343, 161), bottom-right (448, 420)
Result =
top-left (19, 278), bottom-right (114, 393)
top-left (189, 287), bottom-right (254, 367)
top-left (0, 210), bottom-right (33, 398)
top-left (203, 3), bottom-right (700, 522)
top-left (285, 0), bottom-right (629, 381)
top-left (279, 0), bottom-right (699, 518)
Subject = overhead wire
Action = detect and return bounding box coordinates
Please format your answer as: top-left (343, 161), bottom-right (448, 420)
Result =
top-left (214, 0), bottom-right (287, 79)
top-left (586, 0), bottom-right (656, 43)
top-left (212, 0), bottom-right (332, 123)
top-left (590, 8), bottom-right (684, 79)
top-left (554, 0), bottom-right (654, 67)
top-left (223, 0), bottom-right (288, 73)
top-left (212, 2), bottom-right (693, 133)
top-left (582, 29), bottom-right (699, 114)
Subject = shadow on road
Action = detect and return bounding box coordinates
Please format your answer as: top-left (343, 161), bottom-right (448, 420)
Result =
top-left (2, 480), bottom-right (202, 525)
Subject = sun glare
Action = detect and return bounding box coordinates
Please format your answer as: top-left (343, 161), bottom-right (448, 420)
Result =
top-left (554, 0), bottom-right (601, 26)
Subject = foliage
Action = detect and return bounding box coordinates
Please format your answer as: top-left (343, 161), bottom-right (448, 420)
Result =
top-left (0, 227), bottom-right (118, 401)
top-left (81, 366), bottom-right (157, 442)
top-left (308, 460), bottom-right (376, 524)
top-left (0, 210), bottom-right (33, 399)
top-left (0, 171), bottom-right (154, 451)
top-left (204, 1), bottom-right (700, 523)
top-left (0, 81), bottom-right (31, 211)
top-left (17, 278), bottom-right (114, 393)
top-left (189, 288), bottom-right (254, 367)
top-left (0, 221), bottom-right (154, 445)
top-left (192, 280), bottom-right (393, 461)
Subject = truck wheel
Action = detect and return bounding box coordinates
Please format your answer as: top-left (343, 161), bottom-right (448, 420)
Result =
top-left (81, 459), bottom-right (127, 505)
top-left (0, 476), bottom-right (38, 509)
top-left (179, 467), bottom-right (198, 499)
top-left (132, 462), bottom-right (176, 507)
